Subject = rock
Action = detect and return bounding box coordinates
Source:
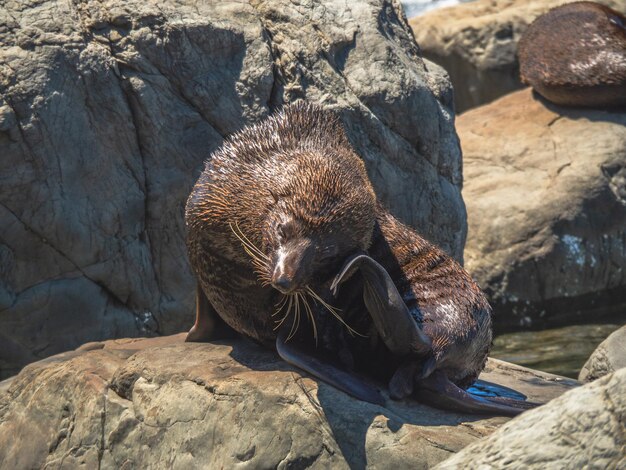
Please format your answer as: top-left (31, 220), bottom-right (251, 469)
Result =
top-left (460, 88), bottom-right (626, 329)
top-left (579, 325), bottom-right (626, 382)
top-left (435, 368), bottom-right (626, 469)
top-left (0, 0), bottom-right (463, 379)
top-left (0, 335), bottom-right (576, 469)
top-left (409, 0), bottom-right (624, 113)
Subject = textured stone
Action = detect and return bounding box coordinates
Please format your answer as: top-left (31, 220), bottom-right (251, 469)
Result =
top-left (460, 88), bottom-right (626, 329)
top-left (409, 0), bottom-right (625, 112)
top-left (579, 324), bottom-right (626, 382)
top-left (0, 334), bottom-right (576, 469)
top-left (0, 0), bottom-right (463, 378)
top-left (436, 368), bottom-right (626, 470)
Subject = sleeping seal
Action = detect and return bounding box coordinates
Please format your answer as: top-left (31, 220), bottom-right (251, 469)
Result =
top-left (185, 102), bottom-right (535, 415)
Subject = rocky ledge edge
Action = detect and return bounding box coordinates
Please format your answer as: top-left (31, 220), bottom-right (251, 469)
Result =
top-left (0, 334), bottom-right (581, 469)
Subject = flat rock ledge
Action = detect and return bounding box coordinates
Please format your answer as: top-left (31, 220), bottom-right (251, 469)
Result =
top-left (0, 334), bottom-right (576, 469)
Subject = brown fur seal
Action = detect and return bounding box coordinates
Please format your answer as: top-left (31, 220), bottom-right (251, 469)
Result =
top-left (519, 2), bottom-right (626, 108)
top-left (185, 102), bottom-right (535, 415)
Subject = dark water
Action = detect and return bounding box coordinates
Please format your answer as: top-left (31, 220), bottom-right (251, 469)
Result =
top-left (491, 323), bottom-right (622, 379)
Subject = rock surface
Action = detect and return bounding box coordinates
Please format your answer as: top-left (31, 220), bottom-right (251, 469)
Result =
top-left (435, 367), bottom-right (626, 469)
top-left (579, 324), bottom-right (626, 382)
top-left (409, 0), bottom-right (625, 113)
top-left (0, 0), bottom-right (464, 379)
top-left (460, 88), bottom-right (626, 329)
top-left (0, 334), bottom-right (577, 469)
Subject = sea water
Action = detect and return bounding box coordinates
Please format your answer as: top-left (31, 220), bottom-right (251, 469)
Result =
top-left (491, 323), bottom-right (622, 379)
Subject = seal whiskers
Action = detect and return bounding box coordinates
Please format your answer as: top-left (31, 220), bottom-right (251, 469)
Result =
top-left (273, 294), bottom-right (294, 330)
top-left (301, 292), bottom-right (318, 344)
top-left (272, 292), bottom-right (319, 344)
top-left (286, 294), bottom-right (302, 342)
top-left (305, 287), bottom-right (365, 338)
top-left (229, 222), bottom-right (272, 285)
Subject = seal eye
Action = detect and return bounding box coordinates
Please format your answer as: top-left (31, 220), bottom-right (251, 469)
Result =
top-left (277, 223), bottom-right (287, 241)
top-left (319, 245), bottom-right (338, 261)
top-left (609, 14), bottom-right (625, 30)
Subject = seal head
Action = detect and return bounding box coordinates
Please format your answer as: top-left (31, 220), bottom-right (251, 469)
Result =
top-left (261, 149), bottom-right (376, 293)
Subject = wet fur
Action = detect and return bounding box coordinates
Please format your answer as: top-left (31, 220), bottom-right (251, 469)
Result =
top-left (334, 208), bottom-right (492, 389)
top-left (186, 103), bottom-right (496, 405)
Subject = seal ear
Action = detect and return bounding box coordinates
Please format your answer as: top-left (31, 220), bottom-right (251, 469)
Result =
top-left (269, 189), bottom-right (280, 204)
top-left (330, 253), bottom-right (432, 357)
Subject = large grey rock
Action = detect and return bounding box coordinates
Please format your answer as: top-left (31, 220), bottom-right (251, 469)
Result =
top-left (461, 88), bottom-right (626, 329)
top-left (435, 367), bottom-right (626, 469)
top-left (579, 325), bottom-right (626, 382)
top-left (0, 0), bottom-right (464, 378)
top-left (409, 0), bottom-right (625, 113)
top-left (0, 334), bottom-right (576, 469)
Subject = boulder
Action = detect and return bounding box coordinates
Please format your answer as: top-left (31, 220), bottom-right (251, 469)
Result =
top-left (460, 88), bottom-right (626, 329)
top-left (0, 0), bottom-right (464, 379)
top-left (435, 367), bottom-right (626, 469)
top-left (579, 324), bottom-right (626, 382)
top-left (0, 334), bottom-right (577, 469)
top-left (409, 0), bottom-right (624, 113)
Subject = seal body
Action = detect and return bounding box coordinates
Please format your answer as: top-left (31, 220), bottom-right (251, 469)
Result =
top-left (519, 2), bottom-right (626, 108)
top-left (186, 103), bottom-right (528, 414)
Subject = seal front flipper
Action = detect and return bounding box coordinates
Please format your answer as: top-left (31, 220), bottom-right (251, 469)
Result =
top-left (186, 282), bottom-right (237, 342)
top-left (276, 329), bottom-right (385, 406)
top-left (415, 371), bottom-right (540, 417)
top-left (331, 253), bottom-right (432, 357)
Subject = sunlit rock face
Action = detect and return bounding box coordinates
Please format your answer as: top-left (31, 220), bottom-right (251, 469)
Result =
top-left (460, 88), bottom-right (626, 329)
top-left (0, 0), bottom-right (464, 378)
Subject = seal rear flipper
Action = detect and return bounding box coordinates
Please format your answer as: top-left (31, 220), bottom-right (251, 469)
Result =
top-left (468, 379), bottom-right (528, 400)
top-left (415, 371), bottom-right (538, 417)
top-left (276, 331), bottom-right (385, 406)
top-left (468, 379), bottom-right (541, 410)
top-left (331, 253), bottom-right (432, 357)
top-left (186, 283), bottom-right (237, 342)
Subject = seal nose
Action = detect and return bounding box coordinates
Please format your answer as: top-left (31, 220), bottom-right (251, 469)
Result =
top-left (272, 276), bottom-right (294, 294)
